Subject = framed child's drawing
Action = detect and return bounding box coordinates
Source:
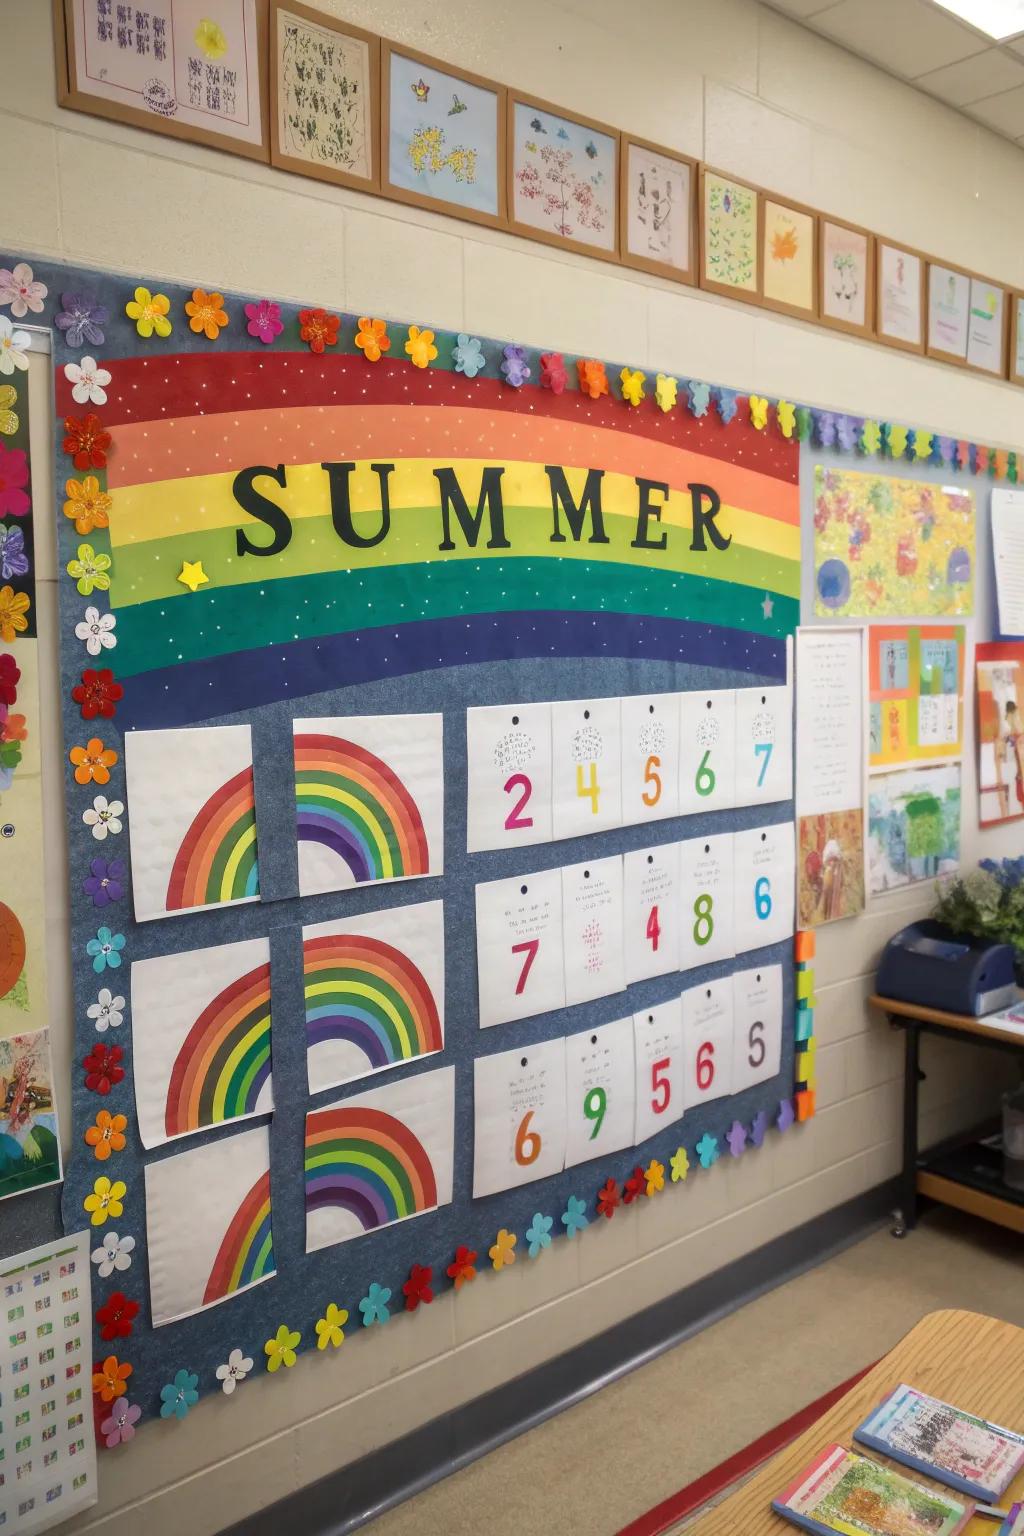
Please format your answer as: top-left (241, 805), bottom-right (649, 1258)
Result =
top-left (507, 93), bottom-right (619, 260)
top-left (1011, 292), bottom-right (1024, 388)
top-left (876, 239), bottom-right (926, 355)
top-left (819, 218), bottom-right (873, 339)
top-left (618, 135), bottom-right (697, 285)
top-left (759, 194), bottom-right (817, 320)
top-left (699, 167), bottom-right (759, 302)
top-left (270, 2), bottom-right (379, 192)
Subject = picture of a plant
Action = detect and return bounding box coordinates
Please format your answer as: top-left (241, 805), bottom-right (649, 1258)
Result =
top-left (515, 145), bottom-right (606, 240)
top-left (512, 104), bottom-right (616, 251)
top-left (704, 174), bottom-right (756, 291)
top-left (278, 12), bottom-right (371, 176)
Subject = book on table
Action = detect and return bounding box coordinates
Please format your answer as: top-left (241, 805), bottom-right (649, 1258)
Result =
top-left (772, 1442), bottom-right (975, 1535)
top-left (853, 1384), bottom-right (1024, 1502)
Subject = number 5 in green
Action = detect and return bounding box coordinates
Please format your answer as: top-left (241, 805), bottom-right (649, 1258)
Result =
top-left (695, 750), bottom-right (716, 797)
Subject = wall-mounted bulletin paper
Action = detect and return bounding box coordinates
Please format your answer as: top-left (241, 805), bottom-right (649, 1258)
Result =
top-left (509, 95), bottom-right (617, 257)
top-left (813, 467), bottom-right (974, 618)
top-left (868, 625), bottom-right (964, 769)
top-left (619, 137), bottom-right (696, 284)
top-left (761, 198), bottom-right (816, 319)
top-left (0, 1029), bottom-right (62, 1200)
top-left (877, 241), bottom-right (924, 352)
top-left (868, 763), bottom-right (961, 895)
top-left (701, 169), bottom-right (758, 298)
top-left (966, 278), bottom-right (1006, 375)
top-left (795, 628), bottom-right (866, 928)
top-left (991, 489), bottom-right (1024, 637)
top-left (269, 2), bottom-right (379, 193)
top-left (927, 264), bottom-right (970, 363)
top-left (976, 641), bottom-right (1024, 826)
top-left (0, 1233), bottom-right (97, 1533)
top-left (1013, 293), bottom-right (1024, 387)
top-left (819, 219), bottom-right (873, 338)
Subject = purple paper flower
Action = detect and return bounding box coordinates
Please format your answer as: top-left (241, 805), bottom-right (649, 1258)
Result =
top-left (83, 858), bottom-right (125, 908)
top-left (777, 1098), bottom-right (795, 1133)
top-left (835, 414), bottom-right (858, 452)
top-left (54, 291), bottom-right (108, 350)
top-left (815, 411), bottom-right (837, 448)
top-left (101, 1398), bottom-right (141, 1447)
top-left (936, 435), bottom-right (955, 465)
top-left (500, 344), bottom-right (530, 388)
top-left (0, 524), bottom-right (28, 581)
top-left (244, 300), bottom-right (283, 345)
top-left (750, 1109), bottom-right (770, 1148)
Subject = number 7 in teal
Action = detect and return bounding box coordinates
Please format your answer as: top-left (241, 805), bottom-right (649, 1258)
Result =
top-left (754, 741), bottom-right (773, 787)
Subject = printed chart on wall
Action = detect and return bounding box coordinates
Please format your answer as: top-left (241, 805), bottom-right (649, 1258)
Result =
top-left (977, 642), bottom-right (1024, 827)
top-left (868, 625), bottom-right (965, 768)
top-left (795, 628), bottom-right (866, 927)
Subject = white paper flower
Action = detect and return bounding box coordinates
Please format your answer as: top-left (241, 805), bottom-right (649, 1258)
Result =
top-left (75, 605), bottom-right (117, 655)
top-left (87, 986), bottom-right (125, 1031)
top-left (0, 262), bottom-right (47, 318)
top-left (0, 316), bottom-right (29, 376)
top-left (64, 355), bottom-right (111, 406)
top-left (215, 1348), bottom-right (254, 1395)
top-left (82, 795), bottom-right (124, 840)
top-left (91, 1231), bottom-right (135, 1277)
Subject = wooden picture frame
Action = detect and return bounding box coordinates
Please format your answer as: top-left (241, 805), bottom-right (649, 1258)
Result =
top-left (818, 217), bottom-right (874, 339)
top-left (506, 91), bottom-right (620, 262)
top-left (54, 0), bottom-right (271, 162)
top-left (699, 166), bottom-right (760, 305)
top-left (1010, 293), bottom-right (1024, 388)
top-left (381, 42), bottom-right (506, 230)
top-left (875, 239), bottom-right (927, 355)
top-left (758, 192), bottom-right (818, 321)
top-left (617, 135), bottom-right (697, 286)
top-left (926, 258), bottom-right (973, 367)
top-left (269, 2), bottom-right (379, 194)
top-left (964, 273), bottom-right (1009, 379)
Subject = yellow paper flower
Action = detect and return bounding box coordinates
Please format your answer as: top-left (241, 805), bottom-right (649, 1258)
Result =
top-left (749, 395), bottom-right (769, 431)
top-left (0, 585), bottom-right (29, 643)
top-left (654, 374), bottom-right (677, 413)
top-left (488, 1228), bottom-right (517, 1271)
top-left (63, 474), bottom-right (112, 535)
top-left (194, 18), bottom-right (228, 58)
top-left (620, 367), bottom-right (646, 406)
top-left (644, 1158), bottom-right (665, 1196)
top-left (125, 286), bottom-right (172, 340)
top-left (914, 431), bottom-right (933, 461)
top-left (888, 424), bottom-right (909, 458)
top-left (404, 325), bottom-right (438, 369)
top-left (314, 1303), bottom-right (348, 1351)
top-left (84, 1174), bottom-right (126, 1226)
top-left (355, 318), bottom-right (390, 363)
top-left (776, 400), bottom-right (796, 439)
top-left (185, 288), bottom-right (229, 341)
top-left (0, 384), bottom-right (17, 435)
top-left (670, 1147), bottom-right (690, 1183)
top-left (264, 1324), bottom-right (300, 1372)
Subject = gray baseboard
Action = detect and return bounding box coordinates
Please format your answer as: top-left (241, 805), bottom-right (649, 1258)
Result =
top-left (223, 1178), bottom-right (899, 1536)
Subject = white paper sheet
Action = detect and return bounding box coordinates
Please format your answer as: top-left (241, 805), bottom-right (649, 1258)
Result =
top-left (795, 629), bottom-right (864, 815)
top-left (474, 868), bottom-right (566, 1027)
top-left (619, 693), bottom-right (681, 824)
top-left (472, 1037), bottom-right (567, 1196)
top-left (564, 1017), bottom-right (636, 1168)
top-left (966, 278), bottom-right (1005, 374)
top-left (682, 978), bottom-right (734, 1107)
top-left (293, 713), bottom-right (444, 896)
top-left (678, 832), bottom-right (736, 970)
top-left (633, 999), bottom-right (685, 1143)
top-left (731, 964), bottom-right (783, 1092)
top-left (991, 489), bottom-right (1024, 638)
top-left (734, 685), bottom-right (793, 807)
top-left (879, 244), bottom-right (922, 346)
top-left (302, 899), bottom-right (445, 1093)
top-left (131, 936), bottom-right (273, 1148)
top-left (551, 697), bottom-right (623, 839)
top-left (733, 823), bottom-right (796, 953)
top-left (465, 702), bottom-right (553, 852)
top-left (678, 689), bottom-right (736, 814)
top-left (623, 843), bottom-right (682, 983)
top-left (561, 856), bottom-right (626, 1006)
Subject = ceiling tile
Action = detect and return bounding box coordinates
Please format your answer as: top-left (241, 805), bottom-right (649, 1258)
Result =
top-left (813, 0), bottom-right (989, 76)
top-left (968, 79), bottom-right (1024, 129)
top-left (915, 45), bottom-right (1024, 101)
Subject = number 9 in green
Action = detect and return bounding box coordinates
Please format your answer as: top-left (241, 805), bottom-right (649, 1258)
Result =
top-left (584, 1086), bottom-right (607, 1140)
top-left (695, 749), bottom-right (716, 797)
top-left (693, 892), bottom-right (714, 946)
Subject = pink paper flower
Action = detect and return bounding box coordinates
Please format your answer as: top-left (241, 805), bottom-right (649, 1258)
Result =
top-left (245, 299), bottom-right (283, 345)
top-left (101, 1398), bottom-right (141, 1447)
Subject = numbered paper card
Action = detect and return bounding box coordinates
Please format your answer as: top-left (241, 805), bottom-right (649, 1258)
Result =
top-left (620, 694), bottom-right (680, 824)
top-left (623, 844), bottom-right (682, 983)
top-left (678, 833), bottom-right (736, 970)
top-left (466, 702), bottom-right (553, 852)
top-left (734, 686), bottom-right (793, 807)
top-left (564, 1018), bottom-right (636, 1168)
top-left (731, 965), bottom-right (783, 1093)
top-left (733, 823), bottom-right (796, 954)
top-left (551, 697), bottom-right (623, 839)
top-left (475, 869), bottom-right (566, 1027)
top-left (473, 1037), bottom-right (567, 1196)
top-left (679, 690), bottom-right (736, 815)
top-left (682, 978), bottom-right (734, 1108)
top-left (633, 1000), bottom-right (684, 1144)
top-left (562, 856), bottom-right (626, 1006)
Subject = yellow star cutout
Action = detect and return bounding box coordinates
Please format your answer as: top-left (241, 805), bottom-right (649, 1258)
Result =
top-left (177, 560), bottom-right (209, 593)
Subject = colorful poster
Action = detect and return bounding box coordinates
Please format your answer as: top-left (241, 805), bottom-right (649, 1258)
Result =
top-left (388, 50), bottom-right (500, 216)
top-left (868, 763), bottom-right (961, 894)
top-left (976, 641), bottom-right (1024, 826)
top-left (0, 1029), bottom-right (61, 1200)
top-left (762, 200), bottom-right (815, 313)
top-left (821, 221), bottom-right (870, 331)
top-left (813, 467), bottom-right (974, 618)
top-left (868, 625), bottom-right (964, 768)
top-left (795, 628), bottom-right (866, 928)
top-left (624, 143), bottom-right (692, 275)
top-left (274, 6), bottom-right (374, 180)
top-left (511, 101), bottom-right (616, 251)
top-left (702, 171), bottom-right (757, 293)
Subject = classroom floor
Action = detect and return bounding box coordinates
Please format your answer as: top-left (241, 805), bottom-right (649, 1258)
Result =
top-left (366, 1209), bottom-right (1024, 1536)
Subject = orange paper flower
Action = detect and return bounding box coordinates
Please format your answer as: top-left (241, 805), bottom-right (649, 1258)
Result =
top-left (576, 358), bottom-right (608, 400)
top-left (85, 1109), bottom-right (127, 1161)
top-left (355, 317), bottom-right (390, 362)
top-left (185, 288), bottom-right (229, 340)
top-left (69, 736), bottom-right (118, 785)
top-left (0, 585), bottom-right (29, 643)
top-left (92, 1354), bottom-right (132, 1403)
top-left (63, 474), bottom-right (112, 535)
top-left (2, 712), bottom-right (26, 742)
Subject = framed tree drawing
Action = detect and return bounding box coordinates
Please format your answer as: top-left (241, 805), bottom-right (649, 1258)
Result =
top-left (269, 2), bottom-right (379, 193)
top-left (699, 167), bottom-right (759, 302)
top-left (618, 135), bottom-right (697, 285)
top-left (507, 93), bottom-right (619, 260)
top-left (819, 218), bottom-right (874, 339)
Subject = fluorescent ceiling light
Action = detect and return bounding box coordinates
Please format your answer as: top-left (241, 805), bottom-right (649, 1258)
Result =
top-left (932, 0), bottom-right (1024, 38)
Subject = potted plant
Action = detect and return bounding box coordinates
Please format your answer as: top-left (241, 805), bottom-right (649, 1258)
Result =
top-left (932, 858), bottom-right (1024, 985)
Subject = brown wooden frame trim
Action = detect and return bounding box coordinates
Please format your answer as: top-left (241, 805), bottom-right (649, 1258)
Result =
top-left (617, 134), bottom-right (697, 286)
top-left (269, 1), bottom-right (380, 194)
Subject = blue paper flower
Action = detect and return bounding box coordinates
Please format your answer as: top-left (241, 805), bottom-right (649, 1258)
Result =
top-left (715, 387), bottom-right (737, 424)
top-left (358, 1282), bottom-right (391, 1326)
top-left (696, 1133), bottom-right (719, 1169)
top-left (687, 380), bottom-right (711, 417)
top-left (561, 1195), bottom-right (588, 1238)
top-left (87, 925), bottom-right (125, 973)
top-left (501, 344), bottom-right (530, 388)
top-left (159, 1368), bottom-right (198, 1420)
top-left (453, 333), bottom-right (486, 379)
top-left (525, 1212), bottom-right (553, 1257)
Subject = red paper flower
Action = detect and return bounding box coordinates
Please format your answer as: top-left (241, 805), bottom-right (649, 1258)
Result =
top-left (597, 1178), bottom-right (620, 1220)
top-left (96, 1291), bottom-right (139, 1342)
top-left (446, 1246), bottom-right (477, 1290)
top-left (83, 1042), bottom-right (124, 1095)
top-left (298, 308), bottom-right (340, 355)
top-left (402, 1263), bottom-right (434, 1312)
top-left (72, 667), bottom-right (123, 721)
top-left (63, 414), bottom-right (112, 471)
top-left (622, 1166), bottom-right (645, 1205)
top-left (540, 351), bottom-right (567, 394)
top-left (0, 652), bottom-right (20, 707)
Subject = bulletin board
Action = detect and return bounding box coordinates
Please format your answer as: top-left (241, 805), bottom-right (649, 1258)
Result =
top-left (3, 251), bottom-right (803, 1429)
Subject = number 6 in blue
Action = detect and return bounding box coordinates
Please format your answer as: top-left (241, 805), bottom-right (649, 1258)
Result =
top-left (754, 741), bottom-right (773, 787)
top-left (754, 876), bottom-right (772, 919)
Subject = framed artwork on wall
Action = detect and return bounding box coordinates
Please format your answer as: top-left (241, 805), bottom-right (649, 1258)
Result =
top-left (759, 194), bottom-right (817, 319)
top-left (876, 239), bottom-right (925, 354)
top-left (926, 261), bottom-right (971, 365)
top-left (269, 2), bottom-right (379, 193)
top-left (507, 93), bottom-right (619, 260)
top-left (618, 135), bottom-right (697, 284)
top-left (54, 0), bottom-right (269, 160)
top-left (965, 275), bottom-right (1007, 377)
top-left (1011, 292), bottom-right (1024, 387)
top-left (699, 167), bottom-right (759, 302)
top-left (383, 43), bottom-right (506, 227)
top-left (819, 218), bottom-right (874, 338)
